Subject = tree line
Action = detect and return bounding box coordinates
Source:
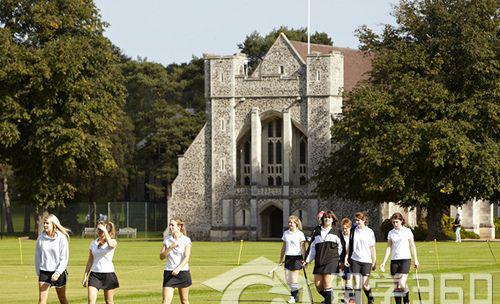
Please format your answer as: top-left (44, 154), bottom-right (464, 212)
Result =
top-left (1, 0), bottom-right (498, 239)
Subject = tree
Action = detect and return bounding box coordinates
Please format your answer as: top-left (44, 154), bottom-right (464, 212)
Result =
top-left (0, 0), bottom-right (126, 234)
top-left (238, 26), bottom-right (333, 71)
top-left (0, 164), bottom-right (14, 233)
top-left (136, 101), bottom-right (205, 202)
top-left (315, 0), bottom-right (499, 239)
top-left (164, 57), bottom-right (205, 112)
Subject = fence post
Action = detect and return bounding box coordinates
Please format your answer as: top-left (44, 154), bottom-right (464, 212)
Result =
top-left (93, 202), bottom-right (97, 227)
top-left (145, 202), bottom-right (148, 238)
top-left (126, 202), bottom-right (130, 227)
top-left (107, 202), bottom-right (111, 222)
top-left (0, 195), bottom-right (3, 239)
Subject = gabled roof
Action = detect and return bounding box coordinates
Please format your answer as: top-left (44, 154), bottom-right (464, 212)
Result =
top-left (289, 40), bottom-right (335, 61)
top-left (289, 40), bottom-right (373, 93)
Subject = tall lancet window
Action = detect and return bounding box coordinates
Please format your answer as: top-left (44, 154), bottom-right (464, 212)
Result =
top-left (237, 135), bottom-right (251, 186)
top-left (299, 137), bottom-right (307, 185)
top-left (264, 119), bottom-right (283, 186)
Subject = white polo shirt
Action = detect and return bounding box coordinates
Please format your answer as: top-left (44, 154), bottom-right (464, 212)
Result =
top-left (163, 235), bottom-right (191, 271)
top-left (388, 227), bottom-right (413, 260)
top-left (90, 239), bottom-right (116, 273)
top-left (282, 229), bottom-right (306, 256)
top-left (351, 226), bottom-right (376, 263)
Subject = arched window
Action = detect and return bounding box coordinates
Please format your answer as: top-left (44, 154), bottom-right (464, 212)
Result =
top-left (263, 119), bottom-right (283, 186)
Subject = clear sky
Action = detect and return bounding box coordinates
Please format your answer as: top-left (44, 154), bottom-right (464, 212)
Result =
top-left (94, 0), bottom-right (398, 66)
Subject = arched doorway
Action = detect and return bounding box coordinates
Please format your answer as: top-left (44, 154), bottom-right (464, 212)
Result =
top-left (260, 205), bottom-right (283, 238)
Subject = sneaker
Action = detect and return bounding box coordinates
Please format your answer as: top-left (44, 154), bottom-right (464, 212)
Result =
top-left (287, 296), bottom-right (296, 303)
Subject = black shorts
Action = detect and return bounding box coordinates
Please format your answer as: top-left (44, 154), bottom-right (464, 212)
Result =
top-left (163, 270), bottom-right (192, 288)
top-left (390, 259), bottom-right (411, 275)
top-left (313, 259), bottom-right (340, 275)
top-left (284, 255), bottom-right (303, 271)
top-left (350, 260), bottom-right (372, 276)
top-left (39, 270), bottom-right (68, 288)
top-left (88, 272), bottom-right (120, 290)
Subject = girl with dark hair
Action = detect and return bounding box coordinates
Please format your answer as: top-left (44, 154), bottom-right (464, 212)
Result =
top-left (345, 212), bottom-right (376, 304)
top-left (279, 215), bottom-right (306, 303)
top-left (160, 219), bottom-right (192, 304)
top-left (35, 214), bottom-right (70, 304)
top-left (304, 211), bottom-right (343, 304)
top-left (82, 221), bottom-right (120, 304)
top-left (380, 212), bottom-right (419, 304)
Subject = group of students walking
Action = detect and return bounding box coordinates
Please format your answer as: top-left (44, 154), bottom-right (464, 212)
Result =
top-left (34, 214), bottom-right (191, 304)
top-left (35, 211), bottom-right (418, 304)
top-left (279, 211), bottom-right (419, 304)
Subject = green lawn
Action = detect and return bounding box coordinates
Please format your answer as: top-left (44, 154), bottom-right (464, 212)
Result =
top-left (0, 238), bottom-right (498, 303)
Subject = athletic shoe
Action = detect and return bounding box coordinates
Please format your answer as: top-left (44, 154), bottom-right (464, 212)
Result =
top-left (287, 296), bottom-right (296, 303)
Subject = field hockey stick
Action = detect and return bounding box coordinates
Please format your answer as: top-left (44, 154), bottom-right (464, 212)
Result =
top-left (302, 264), bottom-right (314, 304)
top-left (302, 267), bottom-right (314, 303)
top-left (415, 268), bottom-right (423, 304)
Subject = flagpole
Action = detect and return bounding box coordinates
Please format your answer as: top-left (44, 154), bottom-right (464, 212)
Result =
top-left (307, 0), bottom-right (311, 55)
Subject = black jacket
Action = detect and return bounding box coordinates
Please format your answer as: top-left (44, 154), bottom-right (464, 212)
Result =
top-left (306, 228), bottom-right (344, 266)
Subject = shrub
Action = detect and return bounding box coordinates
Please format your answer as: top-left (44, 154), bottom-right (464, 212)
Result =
top-left (461, 229), bottom-right (480, 239)
top-left (380, 219), bottom-right (393, 240)
top-left (412, 219), bottom-right (428, 241)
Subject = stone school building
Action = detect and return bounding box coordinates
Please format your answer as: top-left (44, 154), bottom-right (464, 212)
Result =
top-left (167, 33), bottom-right (496, 241)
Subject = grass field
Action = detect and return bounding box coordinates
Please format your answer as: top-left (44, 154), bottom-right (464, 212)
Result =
top-left (0, 237), bottom-right (499, 303)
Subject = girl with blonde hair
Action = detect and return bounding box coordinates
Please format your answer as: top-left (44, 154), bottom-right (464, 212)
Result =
top-left (160, 218), bottom-right (192, 304)
top-left (83, 221), bottom-right (120, 304)
top-left (279, 215), bottom-right (306, 303)
top-left (34, 214), bottom-right (70, 304)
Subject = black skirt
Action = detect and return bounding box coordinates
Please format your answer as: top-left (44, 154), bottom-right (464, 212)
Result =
top-left (163, 270), bottom-right (192, 288)
top-left (313, 259), bottom-right (339, 275)
top-left (284, 255), bottom-right (303, 271)
top-left (88, 272), bottom-right (120, 290)
top-left (39, 270), bottom-right (68, 288)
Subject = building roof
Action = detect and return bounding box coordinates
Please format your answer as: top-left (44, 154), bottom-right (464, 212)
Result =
top-left (289, 40), bottom-right (373, 93)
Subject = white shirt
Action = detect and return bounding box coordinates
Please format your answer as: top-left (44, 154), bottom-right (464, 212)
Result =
top-left (388, 227), bottom-right (413, 260)
top-left (282, 229), bottom-right (306, 256)
top-left (351, 226), bottom-right (376, 263)
top-left (163, 235), bottom-right (191, 271)
top-left (90, 239), bottom-right (116, 273)
top-left (34, 231), bottom-right (69, 276)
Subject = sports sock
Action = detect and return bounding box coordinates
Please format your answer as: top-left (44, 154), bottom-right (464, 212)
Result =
top-left (393, 289), bottom-right (403, 304)
top-left (403, 289), bottom-right (410, 304)
top-left (323, 288), bottom-right (333, 304)
top-left (290, 283), bottom-right (299, 301)
top-left (354, 289), bottom-right (362, 304)
top-left (364, 288), bottom-right (374, 304)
